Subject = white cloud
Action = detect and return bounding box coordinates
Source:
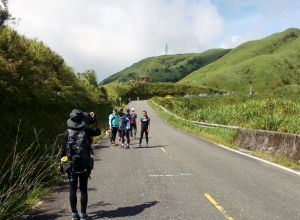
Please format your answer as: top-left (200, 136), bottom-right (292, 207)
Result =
top-left (217, 0), bottom-right (300, 49)
top-left (220, 35), bottom-right (249, 48)
top-left (9, 0), bottom-right (224, 80)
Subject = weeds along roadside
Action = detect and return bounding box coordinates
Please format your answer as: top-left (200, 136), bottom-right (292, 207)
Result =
top-left (0, 120), bottom-right (61, 220)
top-left (149, 100), bottom-right (300, 171)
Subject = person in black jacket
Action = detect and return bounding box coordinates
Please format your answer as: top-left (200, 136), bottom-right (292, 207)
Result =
top-left (139, 110), bottom-right (150, 147)
top-left (60, 109), bottom-right (101, 220)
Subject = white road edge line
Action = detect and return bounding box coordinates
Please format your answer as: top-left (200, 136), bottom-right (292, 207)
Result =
top-left (149, 173), bottom-right (191, 177)
top-left (216, 144), bottom-right (300, 176)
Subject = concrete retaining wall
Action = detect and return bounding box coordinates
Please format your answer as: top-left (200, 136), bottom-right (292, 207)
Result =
top-left (236, 128), bottom-right (300, 161)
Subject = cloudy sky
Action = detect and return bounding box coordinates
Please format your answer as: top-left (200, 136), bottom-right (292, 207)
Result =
top-left (8, 0), bottom-right (300, 81)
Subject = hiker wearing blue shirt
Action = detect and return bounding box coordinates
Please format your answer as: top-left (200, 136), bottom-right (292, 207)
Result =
top-left (119, 108), bottom-right (131, 149)
top-left (108, 109), bottom-right (119, 144)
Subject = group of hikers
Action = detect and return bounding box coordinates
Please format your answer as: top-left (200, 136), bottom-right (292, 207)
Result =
top-left (108, 107), bottom-right (150, 148)
top-left (59, 106), bottom-right (150, 219)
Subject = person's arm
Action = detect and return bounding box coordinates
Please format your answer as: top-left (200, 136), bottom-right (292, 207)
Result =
top-left (108, 114), bottom-right (112, 128)
top-left (59, 130), bottom-right (69, 158)
top-left (85, 126), bottom-right (101, 137)
top-left (148, 118), bottom-right (150, 132)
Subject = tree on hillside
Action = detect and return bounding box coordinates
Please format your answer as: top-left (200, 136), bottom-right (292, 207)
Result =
top-left (78, 69), bottom-right (98, 88)
top-left (0, 0), bottom-right (13, 26)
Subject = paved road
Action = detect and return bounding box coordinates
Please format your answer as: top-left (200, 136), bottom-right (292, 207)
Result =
top-left (28, 100), bottom-right (300, 220)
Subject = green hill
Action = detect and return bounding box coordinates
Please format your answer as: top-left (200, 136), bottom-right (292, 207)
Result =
top-left (101, 49), bottom-right (230, 84)
top-left (180, 28), bottom-right (300, 94)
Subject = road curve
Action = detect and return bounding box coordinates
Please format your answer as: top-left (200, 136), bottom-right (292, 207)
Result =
top-left (28, 100), bottom-right (300, 220)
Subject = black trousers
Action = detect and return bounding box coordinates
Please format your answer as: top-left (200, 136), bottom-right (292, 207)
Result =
top-left (110, 127), bottom-right (118, 143)
top-left (68, 172), bottom-right (88, 214)
top-left (130, 123), bottom-right (137, 137)
top-left (139, 127), bottom-right (149, 144)
top-left (121, 129), bottom-right (130, 145)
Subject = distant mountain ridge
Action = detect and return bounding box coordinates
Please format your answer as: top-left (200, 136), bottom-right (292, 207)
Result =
top-left (101, 49), bottom-right (230, 84)
top-left (180, 28), bottom-right (300, 94)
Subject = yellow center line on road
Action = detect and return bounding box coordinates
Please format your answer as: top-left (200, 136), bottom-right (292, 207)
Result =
top-left (160, 147), bottom-right (167, 153)
top-left (204, 193), bottom-right (235, 220)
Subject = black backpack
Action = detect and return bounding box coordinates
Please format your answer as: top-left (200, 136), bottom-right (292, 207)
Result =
top-left (66, 129), bottom-right (93, 173)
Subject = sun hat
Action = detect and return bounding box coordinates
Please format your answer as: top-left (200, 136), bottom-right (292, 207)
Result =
top-left (67, 109), bottom-right (89, 129)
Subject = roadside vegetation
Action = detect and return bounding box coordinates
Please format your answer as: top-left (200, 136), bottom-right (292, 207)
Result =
top-left (152, 95), bottom-right (300, 134)
top-left (103, 82), bottom-right (222, 105)
top-left (0, 26), bottom-right (111, 162)
top-left (0, 124), bottom-right (59, 220)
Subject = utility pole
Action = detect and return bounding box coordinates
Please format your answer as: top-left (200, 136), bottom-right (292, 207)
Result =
top-left (165, 43), bottom-right (168, 55)
top-left (249, 80), bottom-right (253, 96)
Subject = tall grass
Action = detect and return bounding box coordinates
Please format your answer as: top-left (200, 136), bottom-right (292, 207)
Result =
top-left (152, 96), bottom-right (300, 134)
top-left (0, 120), bottom-right (60, 220)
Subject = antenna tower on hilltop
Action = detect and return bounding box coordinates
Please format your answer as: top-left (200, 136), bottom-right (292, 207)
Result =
top-left (165, 43), bottom-right (168, 55)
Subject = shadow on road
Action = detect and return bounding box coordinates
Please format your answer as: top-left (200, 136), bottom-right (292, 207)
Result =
top-left (25, 209), bottom-right (68, 220)
top-left (93, 144), bottom-right (110, 149)
top-left (135, 145), bottom-right (168, 149)
top-left (89, 201), bottom-right (159, 219)
top-left (88, 201), bottom-right (113, 209)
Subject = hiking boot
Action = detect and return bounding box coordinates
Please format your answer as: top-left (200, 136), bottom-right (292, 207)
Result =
top-left (71, 212), bottom-right (80, 220)
top-left (79, 213), bottom-right (89, 220)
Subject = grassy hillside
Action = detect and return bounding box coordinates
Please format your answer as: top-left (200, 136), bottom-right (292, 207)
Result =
top-left (180, 28), bottom-right (300, 94)
top-left (101, 49), bottom-right (230, 84)
top-left (0, 27), bottom-right (110, 164)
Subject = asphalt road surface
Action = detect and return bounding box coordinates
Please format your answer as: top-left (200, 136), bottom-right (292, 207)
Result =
top-left (28, 100), bottom-right (300, 220)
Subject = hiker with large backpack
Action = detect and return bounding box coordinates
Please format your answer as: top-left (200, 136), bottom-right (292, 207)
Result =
top-left (119, 108), bottom-right (131, 149)
top-left (130, 108), bottom-right (137, 139)
top-left (108, 109), bottom-right (119, 145)
top-left (60, 109), bottom-right (101, 220)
